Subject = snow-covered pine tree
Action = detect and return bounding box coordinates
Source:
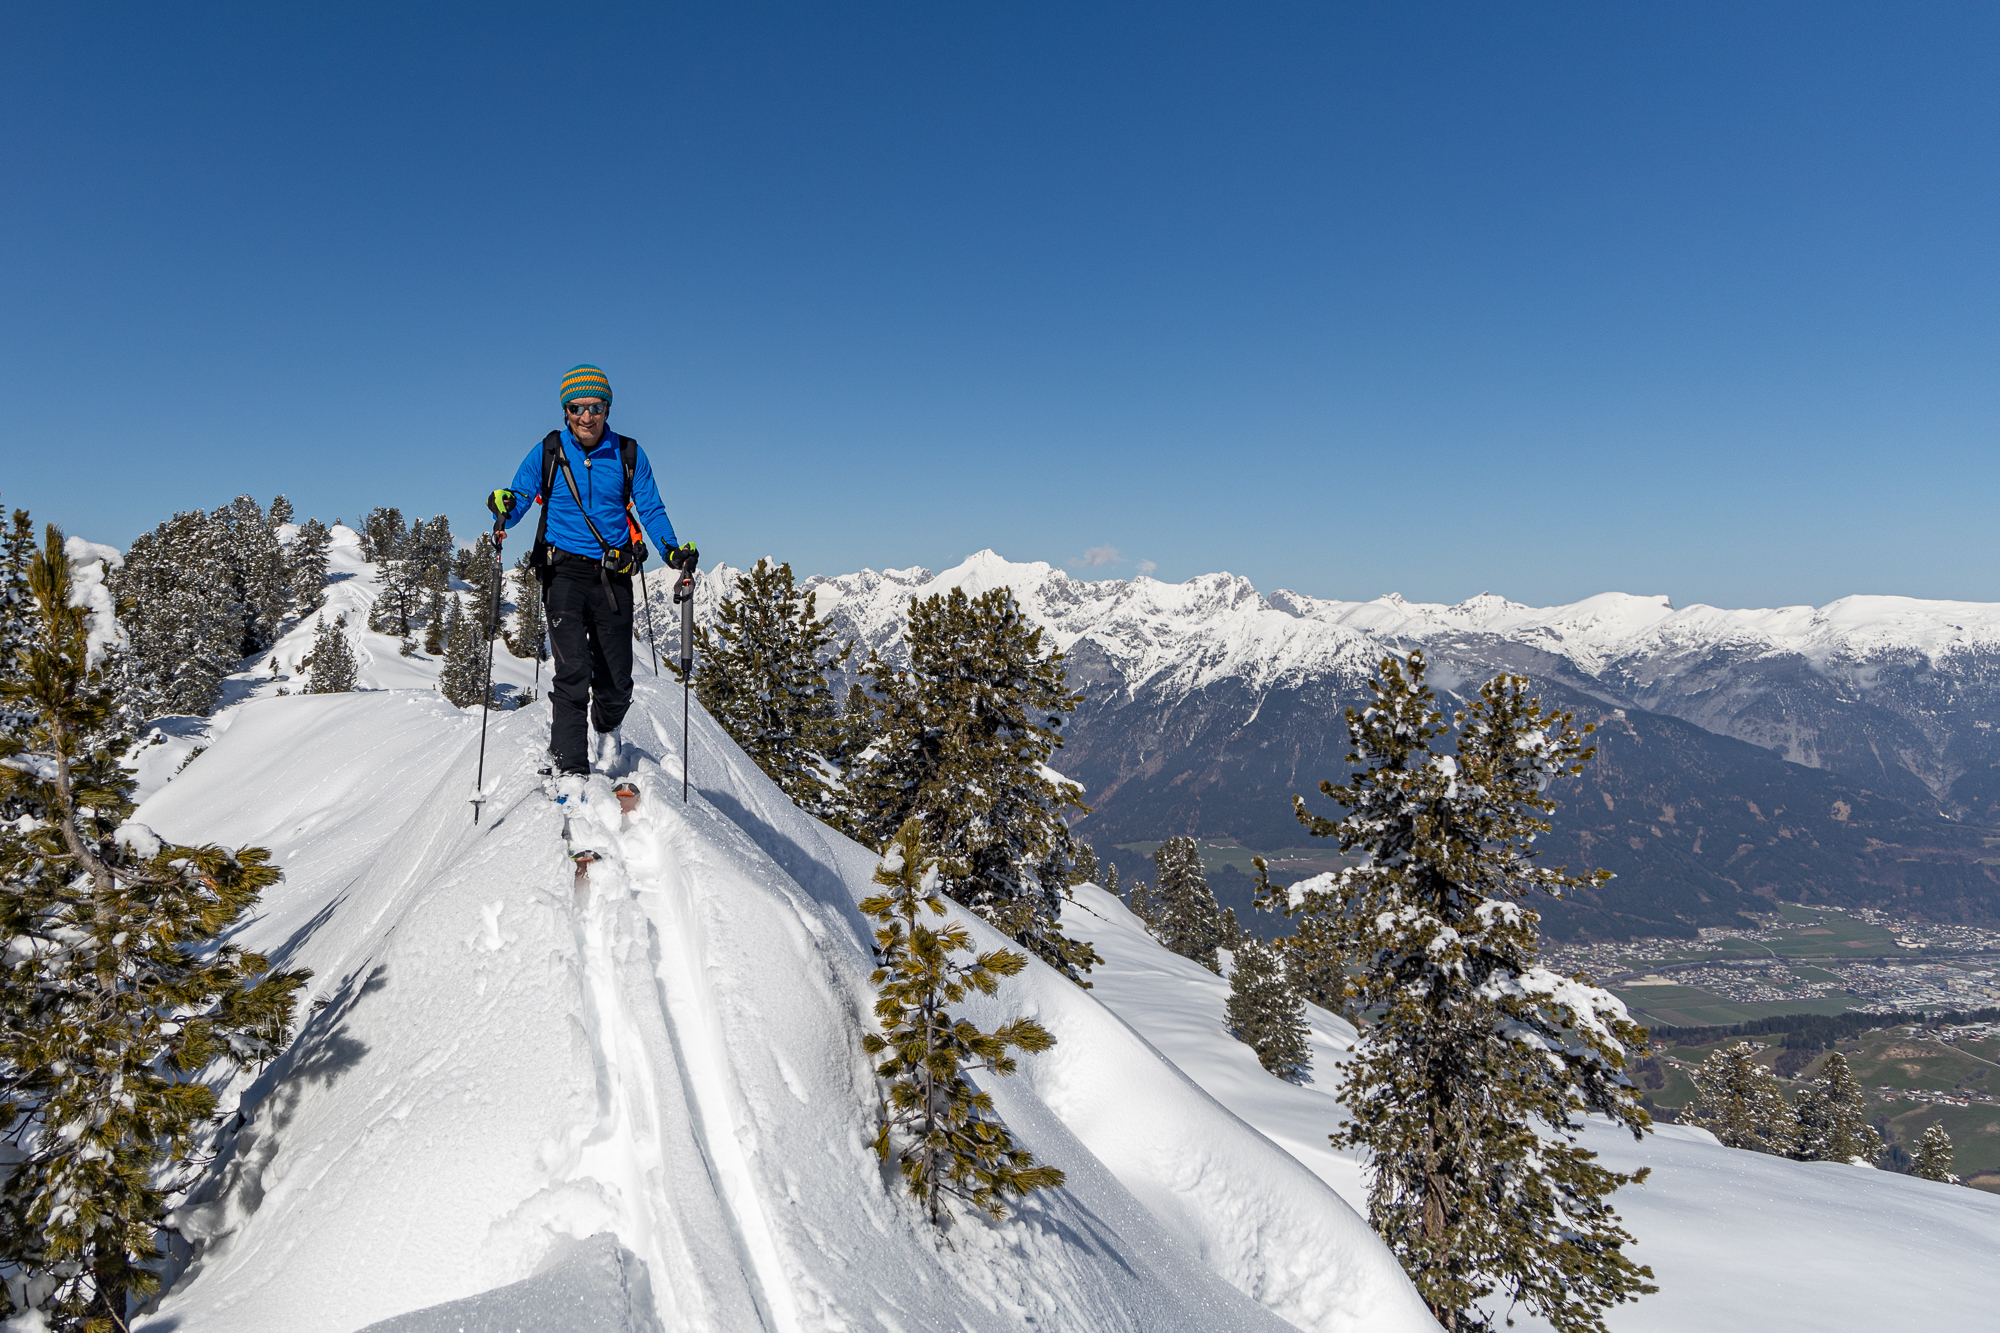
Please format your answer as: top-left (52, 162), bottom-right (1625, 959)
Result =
top-left (505, 549), bottom-right (547, 660)
top-left (287, 518), bottom-right (331, 613)
top-left (366, 513), bottom-right (449, 641)
top-left (437, 596), bottom-right (493, 709)
top-left (1270, 904), bottom-right (1358, 1020)
top-left (358, 506), bottom-right (405, 563)
top-left (1913, 1123), bottom-right (1956, 1182)
top-left (688, 559), bottom-right (852, 821)
top-left (1789, 1051), bottom-right (1881, 1164)
top-left (268, 494), bottom-right (294, 527)
top-left (1282, 652), bottom-right (1653, 1333)
top-left (302, 613), bottom-right (358, 694)
top-left (1071, 841), bottom-right (1099, 887)
top-left (859, 819), bottom-right (1064, 1226)
top-left (420, 573), bottom-right (449, 656)
top-left (1225, 936), bottom-right (1311, 1080)
top-left (1151, 836), bottom-right (1236, 971)
top-left (112, 510), bottom-right (244, 719)
top-left (462, 532), bottom-right (498, 609)
top-left (1126, 876), bottom-right (1160, 929)
top-left (846, 588), bottom-right (1098, 980)
top-left (0, 528), bottom-right (310, 1330)
top-left (1685, 1042), bottom-right (1794, 1154)
top-left (216, 494), bottom-right (288, 655)
top-left (0, 503), bottom-right (33, 683)
top-left (1102, 861), bottom-right (1120, 901)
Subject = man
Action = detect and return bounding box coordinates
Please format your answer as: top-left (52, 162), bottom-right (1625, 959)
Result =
top-left (487, 364), bottom-right (695, 777)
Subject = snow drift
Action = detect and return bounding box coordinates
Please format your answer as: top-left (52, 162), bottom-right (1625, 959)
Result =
top-left (128, 680), bottom-right (1434, 1332)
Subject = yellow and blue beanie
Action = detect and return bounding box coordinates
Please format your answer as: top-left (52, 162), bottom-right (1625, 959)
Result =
top-left (560, 364), bottom-right (613, 406)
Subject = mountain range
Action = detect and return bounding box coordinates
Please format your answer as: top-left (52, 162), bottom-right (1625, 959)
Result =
top-left (665, 552), bottom-right (2000, 941)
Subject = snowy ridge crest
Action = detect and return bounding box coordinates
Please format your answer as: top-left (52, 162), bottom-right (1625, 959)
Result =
top-left (670, 551), bottom-right (2000, 701)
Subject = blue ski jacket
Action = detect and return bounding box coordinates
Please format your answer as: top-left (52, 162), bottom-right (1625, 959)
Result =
top-left (498, 427), bottom-right (680, 561)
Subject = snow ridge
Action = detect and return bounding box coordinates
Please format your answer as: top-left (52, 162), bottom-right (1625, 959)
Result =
top-left (131, 678), bottom-right (1433, 1332)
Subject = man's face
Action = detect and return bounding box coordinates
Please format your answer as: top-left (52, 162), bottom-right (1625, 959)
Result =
top-left (565, 397), bottom-right (609, 447)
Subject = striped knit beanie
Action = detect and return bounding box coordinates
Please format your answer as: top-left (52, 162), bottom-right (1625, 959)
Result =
top-left (560, 364), bottom-right (613, 406)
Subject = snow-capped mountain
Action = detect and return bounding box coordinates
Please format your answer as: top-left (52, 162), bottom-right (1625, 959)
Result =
top-left (118, 547), bottom-right (2000, 1333)
top-left (658, 552), bottom-right (2000, 938)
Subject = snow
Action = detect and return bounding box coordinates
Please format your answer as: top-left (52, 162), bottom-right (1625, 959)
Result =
top-left (129, 523), bottom-right (548, 803)
top-left (1059, 885), bottom-right (2000, 1333)
top-left (759, 550), bottom-right (2000, 704)
top-left (53, 539), bottom-right (1998, 1331)
top-left (127, 680), bottom-right (1434, 1332)
top-left (63, 535), bottom-right (125, 670)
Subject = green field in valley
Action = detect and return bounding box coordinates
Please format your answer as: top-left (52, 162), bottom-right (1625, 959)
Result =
top-left (1647, 1026), bottom-right (2000, 1177)
top-left (1615, 985), bottom-right (1855, 1029)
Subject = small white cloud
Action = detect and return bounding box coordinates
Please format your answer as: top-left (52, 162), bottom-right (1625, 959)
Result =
top-left (1080, 544), bottom-right (1124, 569)
top-left (1135, 559), bottom-right (1157, 576)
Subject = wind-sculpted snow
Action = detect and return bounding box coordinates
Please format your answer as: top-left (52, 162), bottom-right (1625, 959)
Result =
top-left (128, 681), bottom-right (1436, 1332)
top-left (1064, 886), bottom-right (2000, 1333)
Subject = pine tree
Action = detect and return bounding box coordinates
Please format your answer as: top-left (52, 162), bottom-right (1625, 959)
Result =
top-left (216, 495), bottom-right (287, 655)
top-left (1280, 652), bottom-right (1654, 1333)
top-left (1789, 1051), bottom-right (1882, 1164)
top-left (112, 511), bottom-right (243, 719)
top-left (461, 532), bottom-right (498, 609)
top-left (1103, 861), bottom-right (1120, 902)
top-left (1226, 936), bottom-right (1311, 1080)
top-left (0, 528), bottom-right (310, 1329)
top-left (1127, 876), bottom-right (1160, 929)
top-left (859, 819), bottom-right (1064, 1226)
top-left (1913, 1123), bottom-right (1956, 1183)
top-left (689, 559), bottom-right (852, 821)
top-left (505, 550), bottom-right (547, 660)
top-left (268, 494), bottom-right (294, 527)
top-left (846, 588), bottom-right (1098, 980)
top-left (358, 506), bottom-right (405, 563)
top-left (1071, 841), bottom-right (1099, 887)
top-left (302, 613), bottom-right (358, 694)
top-left (1686, 1042), bottom-right (1794, 1154)
top-left (0, 504), bottom-right (34, 706)
top-left (1151, 836), bottom-right (1236, 971)
top-left (287, 518), bottom-right (331, 613)
top-left (438, 597), bottom-right (493, 709)
top-left (1276, 911), bottom-right (1359, 1020)
top-left (420, 573), bottom-right (449, 656)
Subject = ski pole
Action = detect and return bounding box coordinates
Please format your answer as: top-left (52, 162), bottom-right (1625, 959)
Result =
top-left (638, 565), bottom-right (660, 676)
top-left (472, 524), bottom-right (506, 824)
top-left (675, 564), bottom-right (695, 802)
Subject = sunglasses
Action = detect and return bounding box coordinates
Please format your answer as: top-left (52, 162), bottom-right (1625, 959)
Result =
top-left (565, 402), bottom-right (607, 417)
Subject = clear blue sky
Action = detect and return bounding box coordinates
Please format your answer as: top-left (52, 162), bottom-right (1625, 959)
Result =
top-left (5, 3), bottom-right (1997, 609)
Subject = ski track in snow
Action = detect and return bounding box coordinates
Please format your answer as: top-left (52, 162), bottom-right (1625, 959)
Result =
top-left (70, 534), bottom-right (2000, 1332)
top-left (131, 681), bottom-right (1432, 1333)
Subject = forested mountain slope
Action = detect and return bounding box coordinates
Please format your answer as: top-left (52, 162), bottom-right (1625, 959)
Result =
top-left (663, 552), bottom-right (2000, 939)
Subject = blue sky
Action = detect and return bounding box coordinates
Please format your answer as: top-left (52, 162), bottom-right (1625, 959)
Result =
top-left (5, 3), bottom-right (1998, 609)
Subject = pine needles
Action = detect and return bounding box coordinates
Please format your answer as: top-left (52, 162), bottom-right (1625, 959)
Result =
top-left (860, 820), bottom-right (1064, 1227)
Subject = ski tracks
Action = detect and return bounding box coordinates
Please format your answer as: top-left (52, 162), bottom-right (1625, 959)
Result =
top-left (555, 774), bottom-right (802, 1333)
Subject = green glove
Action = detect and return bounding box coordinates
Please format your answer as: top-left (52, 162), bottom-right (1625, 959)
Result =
top-left (669, 540), bottom-right (699, 572)
top-left (486, 489), bottom-right (516, 519)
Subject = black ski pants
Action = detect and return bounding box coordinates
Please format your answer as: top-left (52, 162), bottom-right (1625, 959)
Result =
top-left (544, 557), bottom-right (634, 773)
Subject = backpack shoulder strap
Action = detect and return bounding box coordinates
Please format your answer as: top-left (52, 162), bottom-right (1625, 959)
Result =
top-left (533, 430), bottom-right (563, 560)
top-left (619, 435), bottom-right (637, 504)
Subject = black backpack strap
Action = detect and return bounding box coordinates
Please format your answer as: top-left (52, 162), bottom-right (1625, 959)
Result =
top-left (531, 430), bottom-right (562, 569)
top-left (616, 435), bottom-right (648, 562)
